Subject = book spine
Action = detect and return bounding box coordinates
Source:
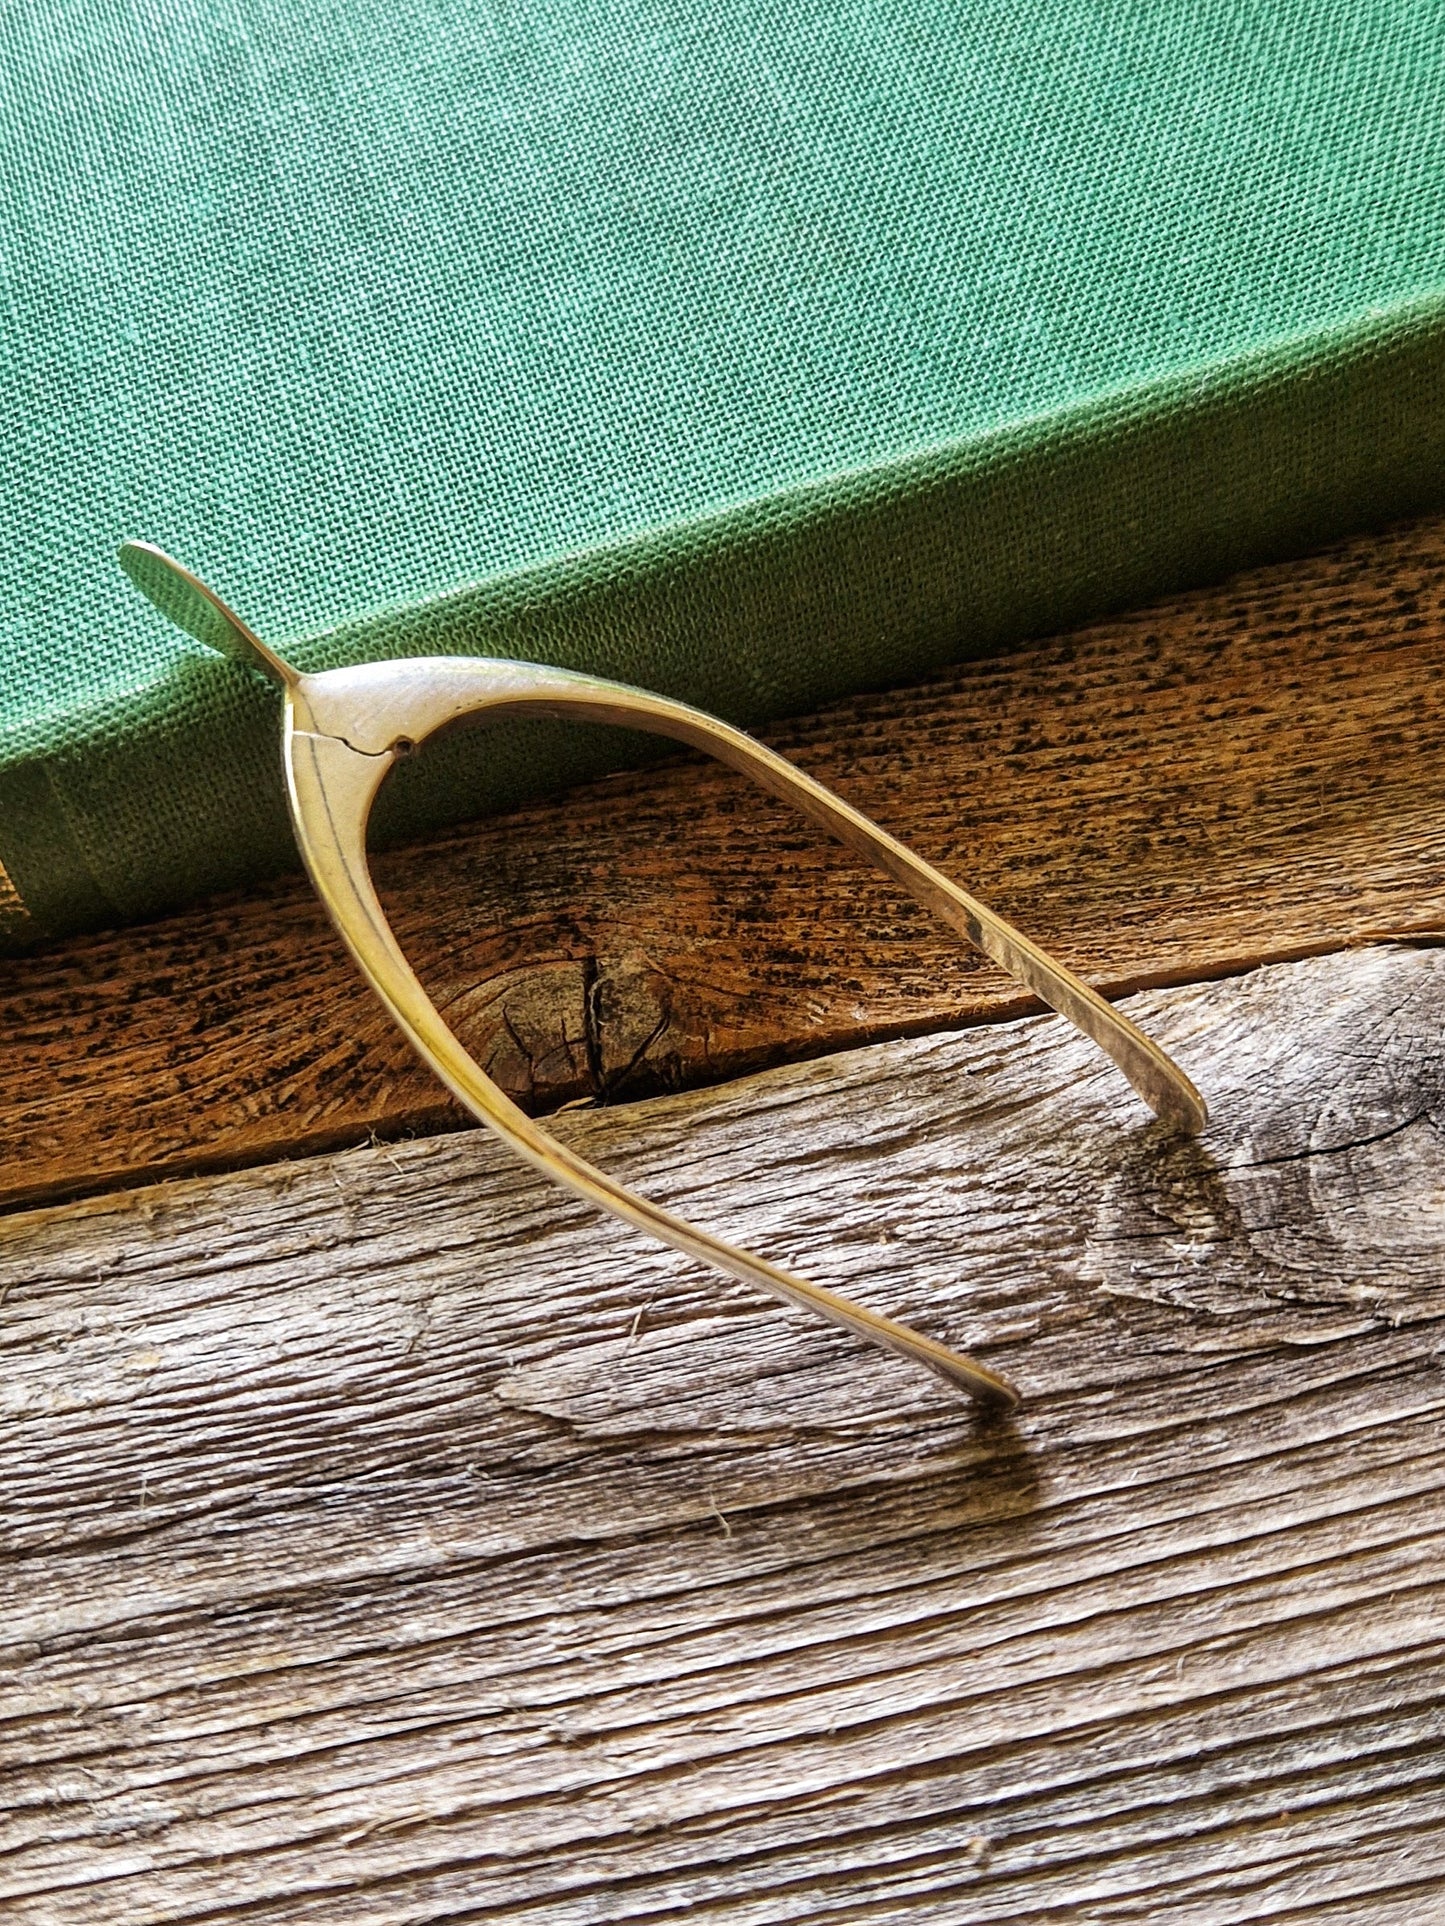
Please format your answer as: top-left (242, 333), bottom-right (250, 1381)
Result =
top-left (6, 295), bottom-right (1445, 952)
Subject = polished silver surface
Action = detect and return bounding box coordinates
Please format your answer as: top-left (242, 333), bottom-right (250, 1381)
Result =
top-left (121, 543), bottom-right (1212, 1409)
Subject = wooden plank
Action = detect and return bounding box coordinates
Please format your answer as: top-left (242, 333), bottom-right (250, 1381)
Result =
top-left (6, 514), bottom-right (1445, 1212)
top-left (2, 944), bottom-right (1443, 1922)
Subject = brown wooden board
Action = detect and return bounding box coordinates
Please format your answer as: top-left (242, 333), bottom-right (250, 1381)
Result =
top-left (7, 513), bottom-right (1445, 1213)
top-left (3, 946), bottom-right (1444, 1922)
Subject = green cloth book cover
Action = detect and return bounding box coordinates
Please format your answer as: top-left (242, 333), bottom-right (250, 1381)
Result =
top-left (3, 0), bottom-right (1445, 949)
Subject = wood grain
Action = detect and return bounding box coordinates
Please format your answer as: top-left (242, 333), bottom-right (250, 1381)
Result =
top-left (3, 945), bottom-right (1444, 1922)
top-left (7, 513), bottom-right (1445, 1213)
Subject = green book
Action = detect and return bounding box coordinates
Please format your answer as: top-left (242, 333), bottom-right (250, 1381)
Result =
top-left (4, 0), bottom-right (1445, 951)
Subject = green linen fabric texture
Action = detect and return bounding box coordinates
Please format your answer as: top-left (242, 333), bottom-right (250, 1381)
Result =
top-left (3, 0), bottom-right (1445, 947)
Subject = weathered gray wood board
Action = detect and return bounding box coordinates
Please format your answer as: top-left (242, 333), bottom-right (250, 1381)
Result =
top-left (3, 946), bottom-right (1444, 1922)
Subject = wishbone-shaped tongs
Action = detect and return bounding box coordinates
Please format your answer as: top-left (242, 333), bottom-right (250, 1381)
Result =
top-left (121, 541), bottom-right (1206, 1408)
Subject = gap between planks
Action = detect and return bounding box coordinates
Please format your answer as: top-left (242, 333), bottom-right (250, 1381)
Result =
top-left (1, 945), bottom-right (1444, 1922)
top-left (6, 512), bottom-right (1445, 1212)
